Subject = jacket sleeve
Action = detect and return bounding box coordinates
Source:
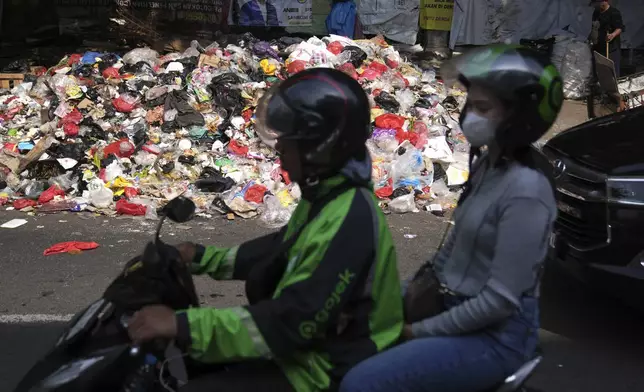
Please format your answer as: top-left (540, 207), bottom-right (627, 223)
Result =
top-left (412, 197), bottom-right (555, 337)
top-left (178, 191), bottom-right (377, 362)
top-left (191, 228), bottom-right (286, 281)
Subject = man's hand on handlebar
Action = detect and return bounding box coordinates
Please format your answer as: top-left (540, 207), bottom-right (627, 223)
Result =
top-left (128, 305), bottom-right (178, 343)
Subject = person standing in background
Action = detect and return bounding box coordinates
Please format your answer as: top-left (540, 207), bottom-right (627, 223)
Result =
top-left (590, 0), bottom-right (625, 77)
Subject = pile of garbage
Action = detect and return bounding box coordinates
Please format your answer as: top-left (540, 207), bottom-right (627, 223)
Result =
top-left (0, 33), bottom-right (469, 227)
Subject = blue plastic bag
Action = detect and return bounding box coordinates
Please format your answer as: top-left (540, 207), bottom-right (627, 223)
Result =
top-left (81, 52), bottom-right (103, 65)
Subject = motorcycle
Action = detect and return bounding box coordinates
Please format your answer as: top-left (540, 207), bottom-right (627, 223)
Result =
top-left (14, 196), bottom-right (200, 392)
top-left (13, 195), bottom-right (543, 392)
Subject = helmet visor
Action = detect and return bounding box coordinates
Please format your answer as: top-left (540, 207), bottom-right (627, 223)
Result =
top-left (254, 82), bottom-right (296, 149)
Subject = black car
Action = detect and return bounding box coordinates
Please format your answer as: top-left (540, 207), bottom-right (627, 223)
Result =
top-left (542, 106), bottom-right (644, 308)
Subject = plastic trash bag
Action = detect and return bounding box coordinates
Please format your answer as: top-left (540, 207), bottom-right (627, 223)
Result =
top-left (123, 48), bottom-right (160, 68)
top-left (87, 179), bottom-right (113, 208)
top-left (371, 128), bottom-right (399, 153)
top-left (116, 198), bottom-right (147, 216)
top-left (389, 193), bottom-right (418, 213)
top-left (38, 185), bottom-right (66, 204)
top-left (374, 91), bottom-right (400, 112)
top-left (395, 89), bottom-right (416, 113)
top-left (391, 143), bottom-right (433, 189)
top-left (253, 41), bottom-right (280, 60)
top-left (260, 194), bottom-right (295, 229)
top-left (341, 46), bottom-right (368, 68)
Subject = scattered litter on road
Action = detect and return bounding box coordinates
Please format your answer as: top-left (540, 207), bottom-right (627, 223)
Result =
top-left (43, 241), bottom-right (100, 256)
top-left (404, 234), bottom-right (417, 239)
top-left (1, 218), bottom-right (28, 228)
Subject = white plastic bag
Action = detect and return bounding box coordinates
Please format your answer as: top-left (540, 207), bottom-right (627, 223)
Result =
top-left (389, 193), bottom-right (419, 213)
top-left (391, 142), bottom-right (432, 189)
top-left (104, 161), bottom-right (125, 182)
top-left (123, 48), bottom-right (160, 67)
top-left (87, 179), bottom-right (113, 208)
top-left (260, 195), bottom-right (294, 229)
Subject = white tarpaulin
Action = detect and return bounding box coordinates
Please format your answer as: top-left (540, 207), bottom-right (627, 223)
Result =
top-left (450, 0), bottom-right (644, 49)
top-left (358, 0), bottom-right (420, 45)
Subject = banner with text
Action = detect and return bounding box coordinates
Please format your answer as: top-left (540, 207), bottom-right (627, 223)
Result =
top-left (420, 0), bottom-right (454, 31)
top-left (228, 0), bottom-right (312, 27)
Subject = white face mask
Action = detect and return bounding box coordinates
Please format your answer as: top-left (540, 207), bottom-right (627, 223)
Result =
top-left (460, 111), bottom-right (498, 147)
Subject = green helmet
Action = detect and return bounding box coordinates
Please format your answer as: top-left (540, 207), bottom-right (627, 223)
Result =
top-left (442, 44), bottom-right (564, 148)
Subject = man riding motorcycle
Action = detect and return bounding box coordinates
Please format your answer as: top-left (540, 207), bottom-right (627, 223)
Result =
top-left (127, 68), bottom-right (404, 392)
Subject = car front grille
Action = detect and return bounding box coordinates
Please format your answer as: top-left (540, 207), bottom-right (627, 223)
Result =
top-left (542, 146), bottom-right (610, 251)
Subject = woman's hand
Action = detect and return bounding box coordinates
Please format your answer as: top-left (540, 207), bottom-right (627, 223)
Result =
top-left (128, 305), bottom-right (178, 343)
top-left (176, 242), bottom-right (197, 265)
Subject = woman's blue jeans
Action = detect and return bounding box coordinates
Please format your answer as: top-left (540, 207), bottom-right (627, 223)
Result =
top-left (339, 295), bottom-right (540, 392)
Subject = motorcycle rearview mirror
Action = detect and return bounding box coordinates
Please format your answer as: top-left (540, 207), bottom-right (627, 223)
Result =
top-left (155, 197), bottom-right (196, 243)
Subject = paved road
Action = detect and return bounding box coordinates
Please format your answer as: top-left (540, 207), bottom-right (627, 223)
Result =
top-left (1, 210), bottom-right (643, 392)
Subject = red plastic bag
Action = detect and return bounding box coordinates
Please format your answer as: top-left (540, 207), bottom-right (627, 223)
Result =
top-left (38, 185), bottom-right (66, 204)
top-left (102, 67), bottom-right (121, 79)
top-left (369, 62), bottom-right (388, 74)
top-left (280, 168), bottom-right (291, 185)
top-left (242, 108), bottom-right (254, 122)
top-left (14, 199), bottom-right (38, 210)
top-left (375, 186), bottom-right (394, 199)
top-left (44, 241), bottom-right (99, 256)
top-left (116, 199), bottom-right (147, 216)
top-left (68, 54), bottom-right (83, 65)
top-left (59, 108), bottom-right (83, 126)
top-left (287, 60), bottom-right (307, 74)
top-left (228, 139), bottom-right (249, 156)
top-left (63, 123), bottom-right (80, 137)
top-left (59, 108), bottom-right (83, 137)
top-left (360, 68), bottom-right (381, 81)
top-left (104, 139), bottom-right (135, 158)
top-left (338, 63), bottom-right (358, 80)
top-left (124, 187), bottom-right (139, 199)
top-left (112, 96), bottom-right (137, 113)
top-left (327, 41), bottom-right (344, 55)
top-left (244, 184), bottom-right (268, 204)
top-left (396, 128), bottom-right (419, 146)
top-left (375, 114), bottom-right (406, 129)
top-left (385, 56), bottom-right (400, 69)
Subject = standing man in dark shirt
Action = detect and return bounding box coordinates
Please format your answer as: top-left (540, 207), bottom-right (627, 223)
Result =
top-left (590, 0), bottom-right (625, 77)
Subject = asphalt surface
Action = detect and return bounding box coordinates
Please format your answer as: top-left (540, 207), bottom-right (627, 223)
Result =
top-left (1, 210), bottom-right (643, 392)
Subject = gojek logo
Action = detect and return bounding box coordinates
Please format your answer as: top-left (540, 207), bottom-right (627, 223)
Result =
top-left (299, 269), bottom-right (355, 339)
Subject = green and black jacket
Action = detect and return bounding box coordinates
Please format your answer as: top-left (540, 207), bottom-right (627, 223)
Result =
top-left (176, 173), bottom-right (403, 392)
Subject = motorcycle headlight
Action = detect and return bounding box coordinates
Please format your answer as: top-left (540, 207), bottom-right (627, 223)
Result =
top-left (607, 178), bottom-right (644, 206)
top-left (42, 356), bottom-right (104, 388)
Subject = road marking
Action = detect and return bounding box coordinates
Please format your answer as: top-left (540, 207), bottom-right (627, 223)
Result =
top-left (0, 314), bottom-right (74, 324)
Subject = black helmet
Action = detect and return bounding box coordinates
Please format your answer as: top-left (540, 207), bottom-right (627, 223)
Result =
top-left (443, 44), bottom-right (564, 149)
top-left (255, 68), bottom-right (370, 182)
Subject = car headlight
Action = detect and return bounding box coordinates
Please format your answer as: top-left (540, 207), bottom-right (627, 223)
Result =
top-left (42, 356), bottom-right (104, 388)
top-left (607, 178), bottom-right (644, 206)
